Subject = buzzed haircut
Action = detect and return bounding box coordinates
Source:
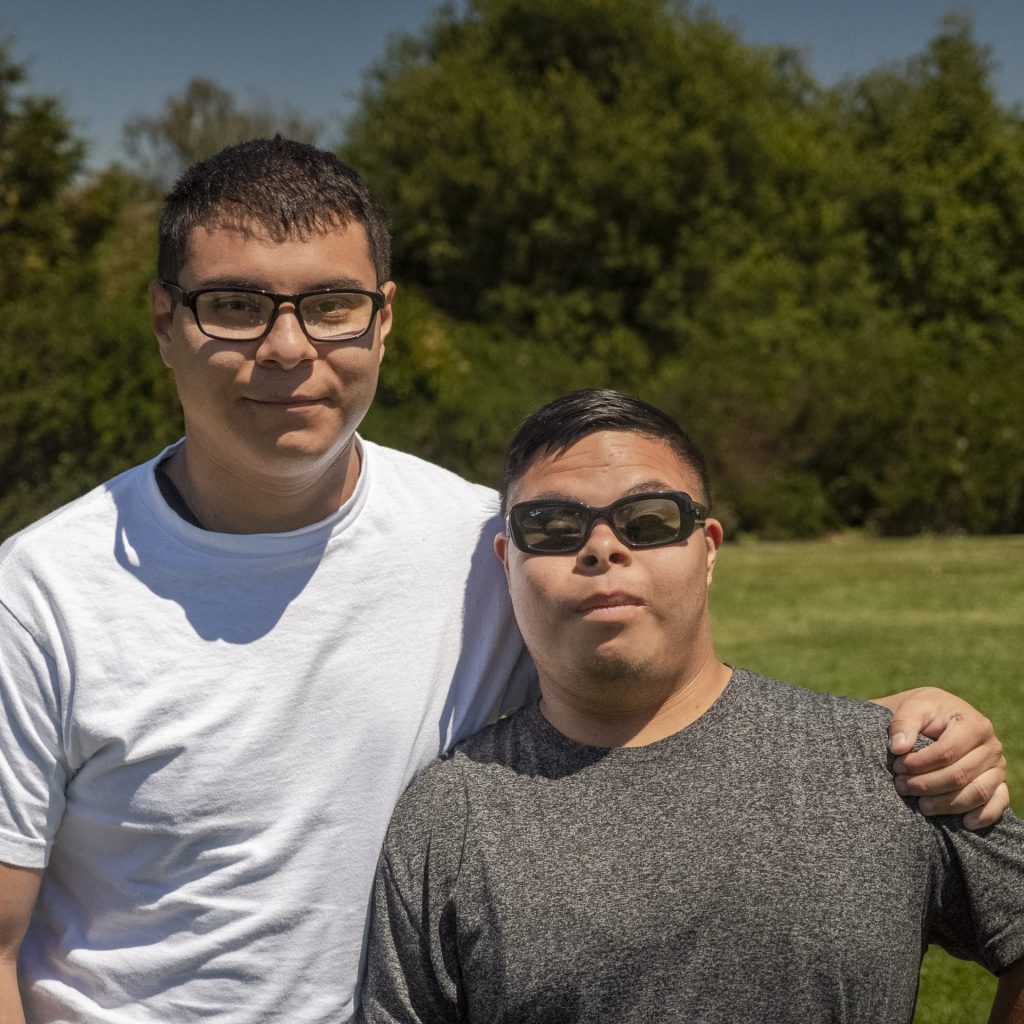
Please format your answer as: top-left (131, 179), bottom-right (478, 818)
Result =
top-left (157, 137), bottom-right (391, 285)
top-left (499, 389), bottom-right (711, 514)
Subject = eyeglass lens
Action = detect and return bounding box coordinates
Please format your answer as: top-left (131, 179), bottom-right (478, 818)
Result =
top-left (194, 290), bottom-right (376, 341)
top-left (515, 496), bottom-right (690, 552)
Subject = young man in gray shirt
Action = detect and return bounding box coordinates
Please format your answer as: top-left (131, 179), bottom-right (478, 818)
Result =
top-left (357, 389), bottom-right (1024, 1023)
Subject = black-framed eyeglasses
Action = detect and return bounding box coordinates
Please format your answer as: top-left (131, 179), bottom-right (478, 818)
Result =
top-left (506, 491), bottom-right (708, 555)
top-left (159, 281), bottom-right (385, 343)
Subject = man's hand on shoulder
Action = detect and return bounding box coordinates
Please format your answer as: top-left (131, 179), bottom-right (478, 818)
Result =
top-left (873, 687), bottom-right (1008, 829)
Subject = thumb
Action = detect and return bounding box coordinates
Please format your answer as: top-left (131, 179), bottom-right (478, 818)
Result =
top-left (887, 713), bottom-right (925, 756)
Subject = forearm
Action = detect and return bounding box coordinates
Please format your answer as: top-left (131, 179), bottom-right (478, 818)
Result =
top-left (0, 959), bottom-right (26, 1024)
top-left (990, 958), bottom-right (1024, 1023)
top-left (0, 862), bottom-right (42, 1024)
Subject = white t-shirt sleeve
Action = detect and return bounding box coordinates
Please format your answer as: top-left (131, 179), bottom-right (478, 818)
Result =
top-left (0, 601), bottom-right (69, 868)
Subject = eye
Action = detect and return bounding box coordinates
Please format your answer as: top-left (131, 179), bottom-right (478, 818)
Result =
top-left (199, 291), bottom-right (268, 325)
top-left (519, 506), bottom-right (586, 549)
top-left (218, 294), bottom-right (260, 311)
top-left (304, 294), bottom-right (366, 320)
top-left (537, 517), bottom-right (580, 539)
top-left (627, 513), bottom-right (673, 542)
top-left (617, 499), bottom-right (681, 544)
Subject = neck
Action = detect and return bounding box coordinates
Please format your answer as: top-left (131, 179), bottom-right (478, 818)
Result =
top-left (163, 439), bottom-right (361, 534)
top-left (538, 651), bottom-right (733, 748)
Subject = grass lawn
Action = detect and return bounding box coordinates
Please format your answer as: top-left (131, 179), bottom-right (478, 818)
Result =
top-left (709, 533), bottom-right (1024, 1023)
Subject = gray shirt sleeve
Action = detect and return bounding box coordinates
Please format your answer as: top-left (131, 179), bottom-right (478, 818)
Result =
top-left (357, 759), bottom-right (466, 1023)
top-left (927, 811), bottom-right (1024, 973)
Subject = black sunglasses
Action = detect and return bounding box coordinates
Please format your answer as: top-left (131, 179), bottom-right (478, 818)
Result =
top-left (506, 491), bottom-right (708, 555)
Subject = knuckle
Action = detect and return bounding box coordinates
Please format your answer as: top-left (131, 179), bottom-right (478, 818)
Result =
top-left (921, 794), bottom-right (954, 815)
top-left (961, 709), bottom-right (995, 736)
top-left (963, 780), bottom-right (989, 809)
top-left (973, 807), bottom-right (1000, 829)
top-left (898, 772), bottom-right (929, 795)
top-left (969, 784), bottom-right (1012, 828)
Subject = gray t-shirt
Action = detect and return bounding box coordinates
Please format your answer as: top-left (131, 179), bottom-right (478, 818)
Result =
top-left (357, 669), bottom-right (1024, 1023)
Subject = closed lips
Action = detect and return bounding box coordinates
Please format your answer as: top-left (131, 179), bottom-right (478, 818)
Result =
top-left (575, 593), bottom-right (644, 613)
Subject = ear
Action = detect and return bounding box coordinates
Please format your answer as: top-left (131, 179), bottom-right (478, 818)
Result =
top-left (703, 518), bottom-right (724, 587)
top-left (493, 531), bottom-right (512, 586)
top-left (149, 281), bottom-right (175, 368)
top-left (376, 281), bottom-right (396, 364)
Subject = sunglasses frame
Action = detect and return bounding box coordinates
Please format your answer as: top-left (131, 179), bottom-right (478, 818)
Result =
top-left (506, 490), bottom-right (709, 555)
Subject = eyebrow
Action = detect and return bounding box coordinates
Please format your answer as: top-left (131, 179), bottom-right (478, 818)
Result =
top-left (524, 480), bottom-right (679, 504)
top-left (184, 276), bottom-right (373, 292)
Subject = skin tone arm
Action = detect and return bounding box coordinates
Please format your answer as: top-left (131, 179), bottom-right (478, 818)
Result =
top-left (875, 688), bottom-right (1008, 829)
top-left (0, 863), bottom-right (42, 1024)
top-left (990, 958), bottom-right (1024, 1023)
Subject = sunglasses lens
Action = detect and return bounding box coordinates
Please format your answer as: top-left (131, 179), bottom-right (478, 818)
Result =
top-left (612, 497), bottom-right (686, 547)
top-left (515, 505), bottom-right (588, 552)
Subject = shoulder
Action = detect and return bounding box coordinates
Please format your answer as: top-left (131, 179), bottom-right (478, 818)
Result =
top-left (386, 712), bottom-right (532, 848)
top-left (726, 668), bottom-right (894, 772)
top-left (389, 755), bottom-right (469, 835)
top-left (360, 439), bottom-right (498, 515)
top-left (0, 457), bottom-right (158, 582)
top-left (448, 710), bottom-right (533, 766)
top-left (731, 667), bottom-right (891, 731)
top-left (381, 754), bottom-right (474, 891)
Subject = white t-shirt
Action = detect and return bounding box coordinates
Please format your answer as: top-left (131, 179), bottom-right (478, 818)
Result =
top-left (0, 438), bottom-right (534, 1023)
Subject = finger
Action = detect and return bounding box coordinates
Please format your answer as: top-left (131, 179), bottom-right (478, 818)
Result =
top-left (962, 782), bottom-right (1011, 831)
top-left (910, 765), bottom-right (1007, 816)
top-left (885, 708), bottom-right (975, 756)
top-left (881, 688), bottom-right (995, 757)
top-left (885, 700), bottom-right (940, 757)
top-left (893, 745), bottom-right (1006, 797)
top-left (887, 728), bottom-right (917, 757)
top-left (915, 707), bottom-right (995, 743)
top-left (892, 718), bottom-right (1000, 777)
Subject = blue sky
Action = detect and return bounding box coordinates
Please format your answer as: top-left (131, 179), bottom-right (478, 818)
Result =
top-left (3, 1), bottom-right (1022, 170)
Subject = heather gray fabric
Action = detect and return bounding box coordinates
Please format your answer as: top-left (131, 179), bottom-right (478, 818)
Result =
top-left (357, 669), bottom-right (1024, 1023)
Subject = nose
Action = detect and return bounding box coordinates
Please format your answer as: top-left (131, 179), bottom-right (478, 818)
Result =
top-left (255, 304), bottom-right (317, 369)
top-left (576, 520), bottom-right (631, 571)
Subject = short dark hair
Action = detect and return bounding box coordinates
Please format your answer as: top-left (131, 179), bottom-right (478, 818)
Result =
top-left (157, 137), bottom-right (391, 284)
top-left (499, 389), bottom-right (711, 514)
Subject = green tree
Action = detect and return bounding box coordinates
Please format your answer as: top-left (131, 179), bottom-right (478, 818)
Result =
top-left (0, 45), bottom-right (180, 540)
top-left (835, 13), bottom-right (1024, 533)
top-left (0, 38), bottom-right (85, 300)
top-left (351, 2), bottom-right (1023, 537)
top-left (347, 0), bottom-right (892, 530)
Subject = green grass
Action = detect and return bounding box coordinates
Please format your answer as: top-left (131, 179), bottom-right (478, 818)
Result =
top-left (709, 533), bottom-right (1024, 1023)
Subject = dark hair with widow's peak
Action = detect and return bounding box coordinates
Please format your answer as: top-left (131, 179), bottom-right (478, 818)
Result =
top-left (157, 137), bottom-right (391, 285)
top-left (499, 389), bottom-right (711, 514)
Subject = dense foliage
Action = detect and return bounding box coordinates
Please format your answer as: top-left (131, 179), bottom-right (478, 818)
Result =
top-left (1, 4), bottom-right (1022, 540)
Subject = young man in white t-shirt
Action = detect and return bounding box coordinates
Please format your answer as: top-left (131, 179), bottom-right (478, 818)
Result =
top-left (0, 138), bottom-right (1010, 1024)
